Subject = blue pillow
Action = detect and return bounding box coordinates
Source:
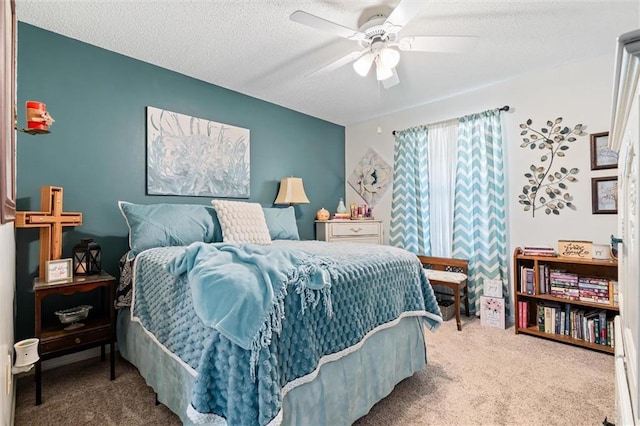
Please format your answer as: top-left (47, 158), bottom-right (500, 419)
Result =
top-left (262, 206), bottom-right (300, 240)
top-left (118, 201), bottom-right (223, 254)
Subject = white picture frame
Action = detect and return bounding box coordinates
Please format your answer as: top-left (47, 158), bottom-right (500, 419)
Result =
top-left (480, 296), bottom-right (506, 329)
top-left (483, 279), bottom-right (503, 298)
top-left (44, 259), bottom-right (73, 283)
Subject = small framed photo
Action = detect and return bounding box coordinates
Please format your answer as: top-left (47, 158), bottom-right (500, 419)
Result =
top-left (44, 259), bottom-right (73, 283)
top-left (591, 176), bottom-right (618, 214)
top-left (590, 132), bottom-right (618, 170)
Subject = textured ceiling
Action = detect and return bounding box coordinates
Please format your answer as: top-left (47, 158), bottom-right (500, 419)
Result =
top-left (16, 1), bottom-right (640, 126)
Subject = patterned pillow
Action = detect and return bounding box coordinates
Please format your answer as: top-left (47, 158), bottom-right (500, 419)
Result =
top-left (211, 200), bottom-right (272, 245)
top-left (262, 207), bottom-right (300, 240)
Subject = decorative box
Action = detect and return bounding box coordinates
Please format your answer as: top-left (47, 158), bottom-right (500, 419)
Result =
top-left (558, 240), bottom-right (592, 259)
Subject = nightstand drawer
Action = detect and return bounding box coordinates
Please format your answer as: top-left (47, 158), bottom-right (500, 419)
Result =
top-left (316, 219), bottom-right (383, 244)
top-left (329, 221), bottom-right (380, 237)
top-left (40, 326), bottom-right (110, 354)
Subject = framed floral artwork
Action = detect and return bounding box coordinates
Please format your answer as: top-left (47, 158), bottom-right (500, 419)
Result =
top-left (590, 132), bottom-right (618, 170)
top-left (591, 176), bottom-right (618, 214)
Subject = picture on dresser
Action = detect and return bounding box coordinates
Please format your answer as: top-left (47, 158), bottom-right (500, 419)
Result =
top-left (146, 106), bottom-right (250, 198)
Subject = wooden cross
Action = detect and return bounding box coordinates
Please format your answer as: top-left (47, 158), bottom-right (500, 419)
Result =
top-left (15, 186), bottom-right (82, 279)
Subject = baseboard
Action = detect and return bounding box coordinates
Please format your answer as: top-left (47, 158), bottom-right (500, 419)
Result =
top-left (42, 346), bottom-right (111, 371)
top-left (17, 345), bottom-right (117, 377)
top-left (10, 384), bottom-right (15, 426)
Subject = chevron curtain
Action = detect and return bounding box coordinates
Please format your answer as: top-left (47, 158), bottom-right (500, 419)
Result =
top-left (452, 109), bottom-right (509, 316)
top-left (389, 127), bottom-right (430, 254)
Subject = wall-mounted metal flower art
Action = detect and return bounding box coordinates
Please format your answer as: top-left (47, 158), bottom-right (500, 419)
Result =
top-left (518, 117), bottom-right (586, 217)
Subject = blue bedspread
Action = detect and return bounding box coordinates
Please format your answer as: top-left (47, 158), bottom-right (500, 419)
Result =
top-left (166, 242), bottom-right (334, 374)
top-left (131, 240), bottom-right (442, 425)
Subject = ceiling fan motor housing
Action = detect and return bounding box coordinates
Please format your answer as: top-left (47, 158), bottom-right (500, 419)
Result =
top-left (358, 14), bottom-right (398, 47)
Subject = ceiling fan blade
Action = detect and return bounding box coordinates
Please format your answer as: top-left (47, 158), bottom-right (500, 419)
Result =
top-left (290, 10), bottom-right (365, 41)
top-left (397, 36), bottom-right (479, 53)
top-left (305, 50), bottom-right (366, 78)
top-left (382, 0), bottom-right (427, 34)
top-left (382, 68), bottom-right (400, 89)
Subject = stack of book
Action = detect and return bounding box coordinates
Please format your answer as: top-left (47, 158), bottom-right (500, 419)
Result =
top-left (522, 246), bottom-right (556, 256)
top-left (549, 271), bottom-right (579, 300)
top-left (332, 213), bottom-right (350, 220)
top-left (578, 277), bottom-right (615, 305)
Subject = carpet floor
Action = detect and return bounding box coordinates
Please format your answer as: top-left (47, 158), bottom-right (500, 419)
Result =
top-left (14, 316), bottom-right (614, 425)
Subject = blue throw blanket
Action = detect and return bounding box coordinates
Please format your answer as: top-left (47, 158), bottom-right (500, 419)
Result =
top-left (131, 241), bottom-right (442, 425)
top-left (166, 242), bottom-right (334, 374)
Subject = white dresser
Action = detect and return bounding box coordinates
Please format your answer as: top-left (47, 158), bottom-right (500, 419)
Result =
top-left (315, 220), bottom-right (383, 244)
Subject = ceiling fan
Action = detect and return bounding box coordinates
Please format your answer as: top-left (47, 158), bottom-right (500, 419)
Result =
top-left (290, 0), bottom-right (478, 88)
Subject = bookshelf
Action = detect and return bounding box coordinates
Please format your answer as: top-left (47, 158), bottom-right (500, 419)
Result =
top-left (513, 247), bottom-right (618, 354)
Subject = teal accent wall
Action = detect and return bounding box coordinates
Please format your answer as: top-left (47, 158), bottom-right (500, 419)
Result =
top-left (15, 23), bottom-right (345, 340)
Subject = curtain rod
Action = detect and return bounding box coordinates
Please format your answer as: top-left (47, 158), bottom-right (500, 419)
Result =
top-left (391, 105), bottom-right (510, 136)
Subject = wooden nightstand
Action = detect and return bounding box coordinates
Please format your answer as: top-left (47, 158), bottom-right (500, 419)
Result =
top-left (33, 272), bottom-right (116, 405)
top-left (315, 219), bottom-right (383, 244)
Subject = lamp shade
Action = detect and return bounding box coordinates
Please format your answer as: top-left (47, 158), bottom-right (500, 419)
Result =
top-left (274, 177), bottom-right (310, 205)
top-left (378, 47), bottom-right (400, 69)
top-left (376, 58), bottom-right (393, 81)
top-left (353, 52), bottom-right (375, 77)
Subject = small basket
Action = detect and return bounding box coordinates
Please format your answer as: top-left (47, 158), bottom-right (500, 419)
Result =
top-left (438, 300), bottom-right (455, 321)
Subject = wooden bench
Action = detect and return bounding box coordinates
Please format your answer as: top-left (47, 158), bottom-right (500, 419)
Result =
top-left (418, 255), bottom-right (469, 331)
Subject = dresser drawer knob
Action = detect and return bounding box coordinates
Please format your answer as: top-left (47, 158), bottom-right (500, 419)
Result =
top-left (75, 338), bottom-right (81, 344)
top-left (349, 227), bottom-right (362, 233)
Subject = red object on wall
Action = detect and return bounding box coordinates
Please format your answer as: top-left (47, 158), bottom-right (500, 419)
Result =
top-left (26, 100), bottom-right (49, 131)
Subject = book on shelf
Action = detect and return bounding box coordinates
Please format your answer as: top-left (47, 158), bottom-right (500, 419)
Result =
top-left (537, 303), bottom-right (545, 331)
top-left (518, 301), bottom-right (529, 329)
top-left (520, 266), bottom-right (535, 294)
top-left (534, 302), bottom-right (614, 346)
top-left (522, 245), bottom-right (556, 256)
top-left (538, 264), bottom-right (550, 294)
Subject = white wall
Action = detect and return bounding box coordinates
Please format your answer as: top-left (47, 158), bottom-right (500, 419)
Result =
top-left (0, 222), bottom-right (15, 426)
top-left (346, 53), bottom-right (617, 284)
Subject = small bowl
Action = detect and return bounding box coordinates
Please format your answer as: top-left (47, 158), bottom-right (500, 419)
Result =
top-left (54, 305), bottom-right (92, 330)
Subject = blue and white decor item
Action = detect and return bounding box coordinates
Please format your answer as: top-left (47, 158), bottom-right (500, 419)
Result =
top-left (146, 106), bottom-right (250, 198)
top-left (348, 147), bottom-right (393, 208)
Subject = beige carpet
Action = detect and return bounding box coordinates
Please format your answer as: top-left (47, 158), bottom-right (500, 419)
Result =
top-left (14, 316), bottom-right (614, 425)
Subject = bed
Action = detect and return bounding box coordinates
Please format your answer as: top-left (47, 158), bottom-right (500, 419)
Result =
top-left (115, 200), bottom-right (442, 425)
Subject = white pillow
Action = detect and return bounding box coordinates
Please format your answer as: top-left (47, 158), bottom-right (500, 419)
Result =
top-left (211, 200), bottom-right (272, 245)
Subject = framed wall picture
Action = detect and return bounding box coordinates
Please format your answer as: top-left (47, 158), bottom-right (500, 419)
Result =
top-left (590, 132), bottom-right (618, 170)
top-left (0, 0), bottom-right (16, 224)
top-left (591, 176), bottom-right (618, 214)
top-left (146, 106), bottom-right (250, 198)
top-left (44, 259), bottom-right (73, 283)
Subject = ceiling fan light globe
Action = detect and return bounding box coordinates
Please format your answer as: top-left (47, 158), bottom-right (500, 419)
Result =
top-left (376, 62), bottom-right (393, 81)
top-left (353, 52), bottom-right (375, 77)
top-left (378, 47), bottom-right (400, 69)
